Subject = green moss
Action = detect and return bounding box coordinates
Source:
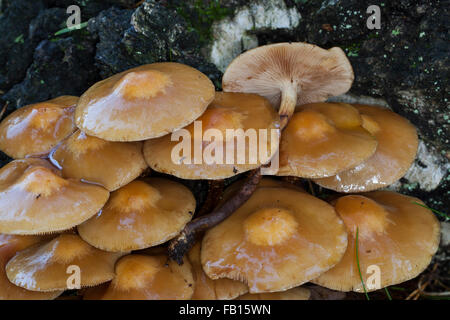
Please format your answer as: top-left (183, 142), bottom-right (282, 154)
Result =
top-left (343, 42), bottom-right (361, 57)
top-left (172, 0), bottom-right (232, 45)
top-left (14, 34), bottom-right (24, 44)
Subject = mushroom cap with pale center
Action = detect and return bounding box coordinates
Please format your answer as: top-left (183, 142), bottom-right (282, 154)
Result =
top-left (75, 63), bottom-right (215, 141)
top-left (201, 184), bottom-right (347, 293)
top-left (78, 178), bottom-right (195, 252)
top-left (0, 158), bottom-right (109, 235)
top-left (6, 234), bottom-right (123, 292)
top-left (237, 286), bottom-right (310, 300)
top-left (143, 92), bottom-right (280, 179)
top-left (51, 130), bottom-right (148, 191)
top-left (312, 191), bottom-right (440, 292)
top-left (188, 242), bottom-right (248, 300)
top-left (83, 254), bottom-right (195, 300)
top-left (0, 234), bottom-right (62, 299)
top-left (222, 42), bottom-right (354, 108)
top-left (276, 102), bottom-right (378, 178)
top-left (314, 104), bottom-right (418, 192)
top-left (0, 96), bottom-right (78, 159)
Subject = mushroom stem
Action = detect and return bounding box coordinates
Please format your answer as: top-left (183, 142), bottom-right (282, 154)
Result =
top-left (279, 85), bottom-right (298, 129)
top-left (168, 169), bottom-right (262, 264)
top-left (196, 180), bottom-right (225, 217)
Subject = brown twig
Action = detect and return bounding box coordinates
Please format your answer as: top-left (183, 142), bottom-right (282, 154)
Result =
top-left (168, 169), bottom-right (262, 264)
top-left (196, 180), bottom-right (225, 218)
top-left (0, 102), bottom-right (8, 121)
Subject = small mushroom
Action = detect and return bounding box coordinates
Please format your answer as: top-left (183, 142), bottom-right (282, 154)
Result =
top-left (0, 158), bottom-right (109, 234)
top-left (222, 42), bottom-right (353, 128)
top-left (78, 178), bottom-right (195, 252)
top-left (50, 130), bottom-right (148, 191)
top-left (0, 234), bottom-right (62, 299)
top-left (276, 102), bottom-right (378, 178)
top-left (237, 286), bottom-right (310, 300)
top-left (75, 63), bottom-right (215, 141)
top-left (314, 104), bottom-right (418, 192)
top-left (312, 191), bottom-right (440, 292)
top-left (6, 234), bottom-right (123, 291)
top-left (144, 91), bottom-right (279, 179)
top-left (83, 254), bottom-right (195, 300)
top-left (0, 96), bottom-right (78, 159)
top-left (188, 242), bottom-right (248, 300)
top-left (201, 182), bottom-right (347, 293)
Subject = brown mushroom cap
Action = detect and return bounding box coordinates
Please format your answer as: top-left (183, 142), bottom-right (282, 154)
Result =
top-left (222, 42), bottom-right (353, 128)
top-left (78, 178), bottom-right (195, 252)
top-left (188, 242), bottom-right (248, 300)
top-left (144, 92), bottom-right (280, 179)
top-left (51, 130), bottom-right (147, 191)
top-left (312, 191), bottom-right (440, 292)
top-left (6, 234), bottom-right (123, 291)
top-left (237, 286), bottom-right (310, 300)
top-left (75, 63), bottom-right (215, 141)
top-left (84, 254), bottom-right (195, 300)
top-left (0, 96), bottom-right (78, 159)
top-left (201, 184), bottom-right (347, 293)
top-left (314, 104), bottom-right (419, 192)
top-left (276, 102), bottom-right (378, 178)
top-left (0, 234), bottom-right (62, 299)
top-left (0, 158), bottom-right (109, 235)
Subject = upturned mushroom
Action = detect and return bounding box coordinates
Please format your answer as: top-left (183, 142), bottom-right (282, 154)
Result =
top-left (188, 242), bottom-right (248, 300)
top-left (143, 91), bottom-right (280, 179)
top-left (0, 158), bottom-right (109, 234)
top-left (312, 191), bottom-right (440, 292)
top-left (50, 130), bottom-right (147, 191)
top-left (201, 181), bottom-right (347, 293)
top-left (276, 102), bottom-right (378, 178)
top-left (83, 254), bottom-right (195, 300)
top-left (0, 234), bottom-right (62, 300)
top-left (75, 63), bottom-right (215, 141)
top-left (314, 104), bottom-right (418, 192)
top-left (6, 234), bottom-right (123, 292)
top-left (222, 42), bottom-right (354, 128)
top-left (0, 96), bottom-right (78, 159)
top-left (78, 178), bottom-right (195, 252)
top-left (237, 286), bottom-right (310, 300)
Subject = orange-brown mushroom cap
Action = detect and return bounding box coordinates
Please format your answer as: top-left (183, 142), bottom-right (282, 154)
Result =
top-left (6, 234), bottom-right (123, 292)
top-left (78, 178), bottom-right (195, 252)
top-left (50, 130), bottom-right (147, 191)
top-left (222, 42), bottom-right (354, 128)
top-left (188, 242), bottom-right (248, 300)
top-left (276, 102), bottom-right (378, 178)
top-left (314, 104), bottom-right (418, 192)
top-left (143, 92), bottom-right (280, 179)
top-left (0, 158), bottom-right (109, 235)
top-left (75, 63), bottom-right (215, 141)
top-left (0, 96), bottom-right (78, 159)
top-left (237, 286), bottom-right (310, 300)
top-left (312, 191), bottom-right (440, 292)
top-left (0, 234), bottom-right (62, 299)
top-left (83, 254), bottom-right (195, 300)
top-left (201, 184), bottom-right (347, 293)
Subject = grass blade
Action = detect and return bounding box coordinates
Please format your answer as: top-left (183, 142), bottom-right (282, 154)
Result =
top-left (356, 227), bottom-right (370, 300)
top-left (54, 22), bottom-right (88, 36)
top-left (412, 201), bottom-right (449, 220)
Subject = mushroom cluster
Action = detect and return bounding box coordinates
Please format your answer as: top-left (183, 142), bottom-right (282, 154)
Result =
top-left (0, 43), bottom-right (441, 300)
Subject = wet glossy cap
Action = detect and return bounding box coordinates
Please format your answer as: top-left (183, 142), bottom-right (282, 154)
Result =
top-left (276, 102), bottom-right (378, 178)
top-left (201, 183), bottom-right (347, 293)
top-left (0, 234), bottom-right (62, 299)
top-left (78, 178), bottom-right (195, 252)
top-left (237, 286), bottom-right (310, 300)
top-left (83, 254), bottom-right (195, 300)
top-left (314, 104), bottom-right (418, 192)
top-left (6, 234), bottom-right (123, 291)
top-left (0, 96), bottom-right (78, 159)
top-left (188, 242), bottom-right (248, 300)
top-left (222, 42), bottom-right (353, 108)
top-left (51, 130), bottom-right (147, 191)
top-left (75, 63), bottom-right (215, 141)
top-left (312, 191), bottom-right (440, 292)
top-left (143, 92), bottom-right (280, 179)
top-left (0, 158), bottom-right (109, 234)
